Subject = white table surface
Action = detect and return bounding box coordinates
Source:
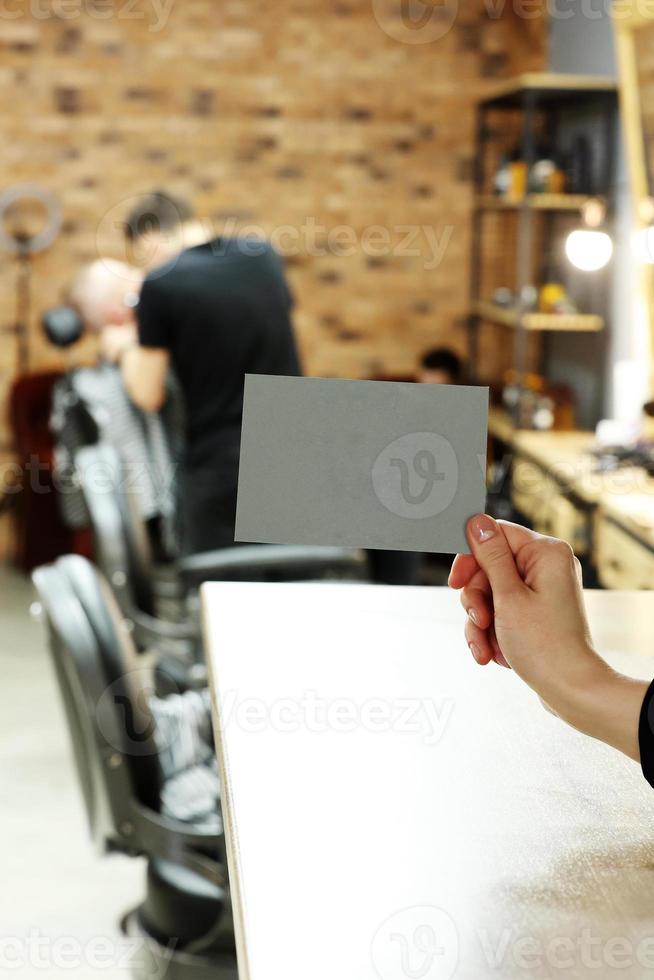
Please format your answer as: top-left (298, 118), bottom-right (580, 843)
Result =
top-left (202, 584), bottom-right (654, 980)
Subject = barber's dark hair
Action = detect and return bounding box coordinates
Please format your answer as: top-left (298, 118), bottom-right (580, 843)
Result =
top-left (420, 347), bottom-right (464, 382)
top-left (124, 191), bottom-right (194, 242)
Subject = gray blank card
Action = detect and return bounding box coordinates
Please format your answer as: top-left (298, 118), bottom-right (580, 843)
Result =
top-left (235, 375), bottom-right (488, 555)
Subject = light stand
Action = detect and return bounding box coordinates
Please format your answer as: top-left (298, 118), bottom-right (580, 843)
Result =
top-left (0, 183), bottom-right (62, 375)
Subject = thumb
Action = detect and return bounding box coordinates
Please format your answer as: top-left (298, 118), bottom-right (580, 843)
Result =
top-left (466, 514), bottom-right (525, 600)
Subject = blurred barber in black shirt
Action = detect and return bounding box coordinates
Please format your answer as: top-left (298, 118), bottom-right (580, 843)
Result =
top-left (116, 191), bottom-right (301, 554)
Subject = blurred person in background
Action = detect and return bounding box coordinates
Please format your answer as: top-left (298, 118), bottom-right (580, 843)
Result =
top-left (113, 191), bottom-right (301, 555)
top-left (51, 259), bottom-right (179, 557)
top-left (417, 347), bottom-right (464, 386)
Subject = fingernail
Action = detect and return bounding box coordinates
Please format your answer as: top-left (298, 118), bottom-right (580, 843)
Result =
top-left (467, 608), bottom-right (479, 626)
top-left (470, 514), bottom-right (495, 543)
top-left (469, 642), bottom-right (480, 663)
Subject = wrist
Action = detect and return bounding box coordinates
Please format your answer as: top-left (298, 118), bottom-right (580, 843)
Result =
top-left (547, 648), bottom-right (647, 762)
top-left (582, 670), bottom-right (648, 762)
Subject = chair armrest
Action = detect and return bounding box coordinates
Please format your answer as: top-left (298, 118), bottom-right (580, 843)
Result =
top-left (130, 802), bottom-right (227, 887)
top-left (178, 544), bottom-right (368, 588)
top-left (128, 608), bottom-right (198, 645)
top-left (153, 654), bottom-right (208, 697)
top-left (126, 608), bottom-right (202, 666)
top-left (151, 577), bottom-right (187, 602)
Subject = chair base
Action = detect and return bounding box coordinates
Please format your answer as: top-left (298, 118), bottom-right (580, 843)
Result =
top-left (122, 909), bottom-right (239, 980)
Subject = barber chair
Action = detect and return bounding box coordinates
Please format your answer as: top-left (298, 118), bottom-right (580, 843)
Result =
top-left (32, 555), bottom-right (236, 979)
top-left (8, 370), bottom-right (82, 570)
top-left (42, 309), bottom-right (94, 457)
top-left (72, 444), bottom-right (203, 697)
top-left (73, 443), bottom-right (194, 649)
top-left (45, 306), bottom-right (178, 566)
top-left (42, 305), bottom-right (84, 348)
top-left (75, 441), bottom-right (368, 630)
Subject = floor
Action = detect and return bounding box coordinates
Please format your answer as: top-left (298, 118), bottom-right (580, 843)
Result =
top-left (0, 566), bottom-right (144, 980)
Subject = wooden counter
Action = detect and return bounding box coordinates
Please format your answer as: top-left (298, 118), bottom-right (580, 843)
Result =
top-left (204, 581), bottom-right (654, 980)
top-left (488, 406), bottom-right (654, 583)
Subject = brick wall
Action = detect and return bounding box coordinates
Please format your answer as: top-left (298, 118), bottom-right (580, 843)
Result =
top-left (0, 0), bottom-right (546, 450)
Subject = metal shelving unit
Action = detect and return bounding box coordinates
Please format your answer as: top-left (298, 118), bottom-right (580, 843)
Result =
top-left (468, 73), bottom-right (619, 423)
top-left (473, 300), bottom-right (604, 332)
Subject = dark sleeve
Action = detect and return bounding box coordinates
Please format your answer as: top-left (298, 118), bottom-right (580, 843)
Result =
top-left (137, 276), bottom-right (173, 349)
top-left (638, 679), bottom-right (654, 788)
top-left (281, 264), bottom-right (294, 311)
top-left (269, 244), bottom-right (294, 310)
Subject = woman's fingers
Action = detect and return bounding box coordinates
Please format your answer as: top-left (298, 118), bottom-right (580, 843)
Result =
top-left (459, 566), bottom-right (493, 629)
top-left (449, 517), bottom-right (539, 588)
top-left (448, 553), bottom-right (480, 589)
top-left (464, 617), bottom-right (511, 670)
top-left (460, 585), bottom-right (493, 630)
top-left (464, 617), bottom-right (495, 666)
top-left (488, 625), bottom-right (511, 669)
top-left (454, 545), bottom-right (510, 670)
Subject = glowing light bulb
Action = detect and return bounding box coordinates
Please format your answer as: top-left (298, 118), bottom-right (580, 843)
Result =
top-left (633, 226), bottom-right (654, 265)
top-left (565, 229), bottom-right (613, 272)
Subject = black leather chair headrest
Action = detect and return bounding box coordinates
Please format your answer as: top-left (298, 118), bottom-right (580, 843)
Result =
top-left (42, 306), bottom-right (84, 348)
top-left (54, 554), bottom-right (163, 811)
